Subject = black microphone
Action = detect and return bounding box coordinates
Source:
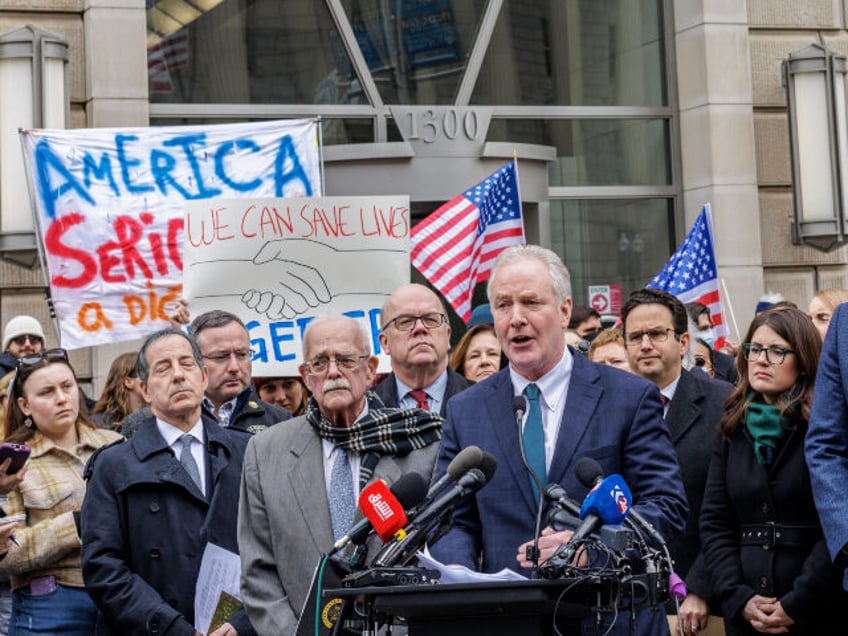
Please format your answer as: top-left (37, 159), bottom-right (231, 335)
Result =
top-left (371, 466), bottom-right (493, 568)
top-left (331, 472), bottom-right (429, 552)
top-left (513, 394), bottom-right (546, 570)
top-left (426, 445), bottom-right (483, 499)
top-left (478, 451), bottom-right (498, 483)
top-left (544, 483), bottom-right (583, 518)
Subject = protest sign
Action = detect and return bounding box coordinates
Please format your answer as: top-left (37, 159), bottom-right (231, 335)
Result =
top-left (22, 119), bottom-right (320, 349)
top-left (183, 196), bottom-right (411, 375)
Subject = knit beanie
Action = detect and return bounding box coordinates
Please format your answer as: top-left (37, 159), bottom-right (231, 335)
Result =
top-left (3, 315), bottom-right (46, 351)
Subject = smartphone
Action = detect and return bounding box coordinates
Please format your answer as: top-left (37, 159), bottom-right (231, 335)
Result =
top-left (0, 513), bottom-right (25, 525)
top-left (0, 443), bottom-right (30, 474)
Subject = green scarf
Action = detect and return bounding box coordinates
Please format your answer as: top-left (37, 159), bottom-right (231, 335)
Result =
top-left (745, 399), bottom-right (788, 465)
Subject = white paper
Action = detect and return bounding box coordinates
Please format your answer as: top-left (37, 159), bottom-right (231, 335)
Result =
top-left (194, 542), bottom-right (243, 633)
top-left (417, 546), bottom-right (527, 584)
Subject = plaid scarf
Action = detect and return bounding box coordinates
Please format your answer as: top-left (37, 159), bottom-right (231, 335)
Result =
top-left (307, 390), bottom-right (442, 487)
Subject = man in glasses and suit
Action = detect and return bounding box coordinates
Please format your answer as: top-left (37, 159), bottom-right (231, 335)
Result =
top-left (122, 309), bottom-right (289, 438)
top-left (238, 315), bottom-right (442, 634)
top-left (0, 315), bottom-right (46, 376)
top-left (373, 283), bottom-right (471, 416)
top-left (622, 288), bottom-right (731, 635)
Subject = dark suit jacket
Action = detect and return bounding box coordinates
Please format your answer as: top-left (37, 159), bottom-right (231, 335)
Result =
top-left (431, 354), bottom-right (687, 633)
top-left (431, 353), bottom-right (688, 567)
top-left (807, 302), bottom-right (848, 575)
top-left (81, 414), bottom-right (255, 636)
top-left (665, 369), bottom-right (731, 609)
top-left (372, 367), bottom-right (471, 416)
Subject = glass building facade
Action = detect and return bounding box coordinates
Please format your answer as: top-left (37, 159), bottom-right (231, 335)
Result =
top-left (146, 0), bottom-right (677, 310)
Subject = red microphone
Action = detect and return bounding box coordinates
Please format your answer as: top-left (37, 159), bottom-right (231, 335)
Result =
top-left (358, 480), bottom-right (408, 542)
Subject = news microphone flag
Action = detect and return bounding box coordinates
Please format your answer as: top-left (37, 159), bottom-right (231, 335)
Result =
top-left (411, 160), bottom-right (525, 321)
top-left (647, 203), bottom-right (728, 350)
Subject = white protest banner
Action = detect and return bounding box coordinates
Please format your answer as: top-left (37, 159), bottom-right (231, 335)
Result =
top-left (22, 119), bottom-right (320, 349)
top-left (182, 196), bottom-right (410, 375)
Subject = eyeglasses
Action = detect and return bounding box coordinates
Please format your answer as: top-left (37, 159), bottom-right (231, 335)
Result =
top-left (201, 349), bottom-right (253, 364)
top-left (17, 348), bottom-right (68, 367)
top-left (741, 342), bottom-right (795, 365)
top-left (624, 328), bottom-right (677, 347)
top-left (10, 334), bottom-right (43, 347)
top-left (302, 354), bottom-right (370, 375)
top-left (383, 313), bottom-right (447, 332)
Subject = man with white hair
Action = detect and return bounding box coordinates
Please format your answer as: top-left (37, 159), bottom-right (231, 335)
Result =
top-left (238, 315), bottom-right (442, 635)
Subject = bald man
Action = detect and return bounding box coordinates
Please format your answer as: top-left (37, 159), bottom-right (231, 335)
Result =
top-left (373, 284), bottom-right (471, 416)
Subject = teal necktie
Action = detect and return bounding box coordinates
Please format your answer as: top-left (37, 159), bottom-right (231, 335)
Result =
top-left (522, 383), bottom-right (546, 498)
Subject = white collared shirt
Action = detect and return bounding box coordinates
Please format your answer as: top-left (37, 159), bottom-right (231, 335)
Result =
top-left (660, 374), bottom-right (682, 418)
top-left (157, 417), bottom-right (207, 495)
top-left (510, 347), bottom-right (573, 473)
top-left (396, 370), bottom-right (448, 413)
top-left (321, 400), bottom-right (370, 501)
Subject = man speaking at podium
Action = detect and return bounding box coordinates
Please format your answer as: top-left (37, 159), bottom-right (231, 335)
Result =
top-left (430, 245), bottom-right (688, 634)
top-left (237, 315), bottom-right (442, 635)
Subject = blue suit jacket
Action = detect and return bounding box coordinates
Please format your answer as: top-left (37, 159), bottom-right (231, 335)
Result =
top-left (807, 302), bottom-right (848, 583)
top-left (431, 351), bottom-right (689, 574)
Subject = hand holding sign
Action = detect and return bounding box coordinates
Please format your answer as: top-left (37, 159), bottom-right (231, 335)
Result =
top-left (242, 239), bottom-right (334, 319)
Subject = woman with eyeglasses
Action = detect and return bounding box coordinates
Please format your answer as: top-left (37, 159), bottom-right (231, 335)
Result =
top-left (0, 349), bottom-right (122, 635)
top-left (91, 352), bottom-right (144, 431)
top-left (700, 307), bottom-right (845, 635)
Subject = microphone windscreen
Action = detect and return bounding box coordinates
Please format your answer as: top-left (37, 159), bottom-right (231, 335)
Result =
top-left (579, 474), bottom-right (631, 525)
top-left (389, 472), bottom-right (429, 510)
top-left (358, 480), bottom-right (408, 542)
top-left (446, 445), bottom-right (483, 480)
top-left (575, 456), bottom-right (604, 488)
top-left (512, 395), bottom-right (527, 415)
top-left (479, 452), bottom-right (498, 482)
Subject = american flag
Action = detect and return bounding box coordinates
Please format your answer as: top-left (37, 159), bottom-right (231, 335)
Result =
top-left (411, 160), bottom-right (525, 321)
top-left (647, 204), bottom-right (728, 350)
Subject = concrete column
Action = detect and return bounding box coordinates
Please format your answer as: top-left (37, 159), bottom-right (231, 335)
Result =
top-left (84, 0), bottom-right (148, 126)
top-left (674, 0), bottom-right (763, 335)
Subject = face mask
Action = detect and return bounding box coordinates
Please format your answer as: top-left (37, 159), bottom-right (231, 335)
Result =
top-left (695, 328), bottom-right (715, 348)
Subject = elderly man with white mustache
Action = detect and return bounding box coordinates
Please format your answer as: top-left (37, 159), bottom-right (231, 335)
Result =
top-left (237, 315), bottom-right (443, 636)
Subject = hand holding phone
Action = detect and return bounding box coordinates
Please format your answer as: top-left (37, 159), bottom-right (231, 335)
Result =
top-left (0, 443), bottom-right (30, 475)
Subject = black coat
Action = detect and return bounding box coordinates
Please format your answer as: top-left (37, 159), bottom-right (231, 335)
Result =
top-left (372, 368), bottom-right (471, 417)
top-left (665, 370), bottom-right (731, 611)
top-left (81, 414), bottom-right (255, 636)
top-left (0, 351), bottom-right (15, 376)
top-left (207, 386), bottom-right (290, 434)
top-left (700, 419), bottom-right (846, 635)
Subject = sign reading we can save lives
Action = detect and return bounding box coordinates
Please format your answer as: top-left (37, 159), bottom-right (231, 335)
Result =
top-left (22, 119), bottom-right (321, 349)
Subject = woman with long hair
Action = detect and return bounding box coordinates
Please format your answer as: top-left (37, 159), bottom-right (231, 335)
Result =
top-left (449, 324), bottom-right (505, 382)
top-left (91, 352), bottom-right (143, 431)
top-left (254, 376), bottom-right (309, 417)
top-left (0, 349), bottom-right (122, 635)
top-left (700, 307), bottom-right (845, 635)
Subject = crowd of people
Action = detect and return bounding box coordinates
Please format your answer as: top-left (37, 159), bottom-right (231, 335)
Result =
top-left (0, 245), bottom-right (844, 635)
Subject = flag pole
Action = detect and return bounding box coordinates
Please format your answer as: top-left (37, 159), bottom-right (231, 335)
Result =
top-left (720, 277), bottom-right (740, 341)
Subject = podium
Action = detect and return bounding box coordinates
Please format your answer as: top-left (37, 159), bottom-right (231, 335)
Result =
top-left (326, 578), bottom-right (616, 636)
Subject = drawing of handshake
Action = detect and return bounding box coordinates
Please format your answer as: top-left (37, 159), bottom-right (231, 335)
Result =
top-left (241, 239), bottom-right (334, 320)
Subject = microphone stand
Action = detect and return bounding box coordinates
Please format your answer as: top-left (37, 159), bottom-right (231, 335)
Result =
top-left (513, 398), bottom-right (546, 574)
